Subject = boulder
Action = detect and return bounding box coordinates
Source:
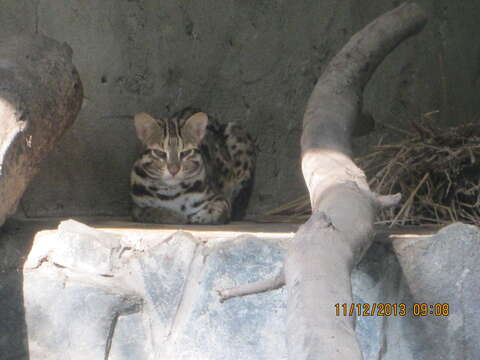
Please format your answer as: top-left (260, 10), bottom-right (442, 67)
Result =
top-left (393, 223), bottom-right (480, 360)
top-left (23, 221), bottom-right (288, 360)
top-left (0, 33), bottom-right (83, 226)
top-left (3, 220), bottom-right (477, 359)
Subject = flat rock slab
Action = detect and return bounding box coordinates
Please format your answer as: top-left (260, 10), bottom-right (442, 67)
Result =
top-left (393, 223), bottom-right (480, 360)
top-left (0, 33), bottom-right (83, 226)
top-left (23, 220), bottom-right (289, 360)
top-left (8, 220), bottom-right (479, 359)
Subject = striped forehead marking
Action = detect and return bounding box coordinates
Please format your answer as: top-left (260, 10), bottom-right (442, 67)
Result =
top-left (165, 118), bottom-right (182, 149)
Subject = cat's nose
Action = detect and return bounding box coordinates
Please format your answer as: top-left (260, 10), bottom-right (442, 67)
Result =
top-left (168, 164), bottom-right (180, 176)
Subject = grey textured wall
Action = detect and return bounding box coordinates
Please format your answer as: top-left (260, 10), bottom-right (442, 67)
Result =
top-left (2, 0), bottom-right (479, 218)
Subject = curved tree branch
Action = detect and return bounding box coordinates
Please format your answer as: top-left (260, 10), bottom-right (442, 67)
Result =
top-left (288, 3), bottom-right (426, 359)
top-left (218, 4), bottom-right (426, 359)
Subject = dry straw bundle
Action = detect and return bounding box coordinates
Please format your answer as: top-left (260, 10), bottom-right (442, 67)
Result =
top-left (257, 118), bottom-right (480, 226)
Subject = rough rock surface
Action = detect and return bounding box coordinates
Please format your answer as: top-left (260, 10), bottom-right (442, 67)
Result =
top-left (1, 220), bottom-right (478, 359)
top-left (0, 33), bottom-right (83, 226)
top-left (393, 223), bottom-right (480, 360)
top-left (23, 221), bottom-right (288, 360)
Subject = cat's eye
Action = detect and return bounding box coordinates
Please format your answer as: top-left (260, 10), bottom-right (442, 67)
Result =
top-left (152, 149), bottom-right (167, 159)
top-left (180, 149), bottom-right (194, 159)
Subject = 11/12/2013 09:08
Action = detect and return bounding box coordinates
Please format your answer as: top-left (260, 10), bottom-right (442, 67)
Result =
top-left (335, 303), bottom-right (450, 317)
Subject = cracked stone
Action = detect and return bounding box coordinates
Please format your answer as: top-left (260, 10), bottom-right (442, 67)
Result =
top-left (13, 221), bottom-right (480, 359)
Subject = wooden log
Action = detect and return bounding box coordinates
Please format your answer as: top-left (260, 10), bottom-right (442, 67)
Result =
top-left (0, 33), bottom-right (83, 226)
top-left (287, 3), bottom-right (426, 359)
top-left (219, 3), bottom-right (426, 359)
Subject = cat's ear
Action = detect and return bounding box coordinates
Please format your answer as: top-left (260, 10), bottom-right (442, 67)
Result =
top-left (134, 112), bottom-right (163, 146)
top-left (183, 112), bottom-right (208, 143)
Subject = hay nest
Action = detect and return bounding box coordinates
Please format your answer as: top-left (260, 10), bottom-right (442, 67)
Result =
top-left (256, 119), bottom-right (480, 226)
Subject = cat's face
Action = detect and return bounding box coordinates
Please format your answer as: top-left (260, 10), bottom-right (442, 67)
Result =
top-left (134, 112), bottom-right (208, 185)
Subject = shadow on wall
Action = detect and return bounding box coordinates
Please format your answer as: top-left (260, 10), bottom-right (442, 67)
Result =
top-left (0, 220), bottom-right (57, 359)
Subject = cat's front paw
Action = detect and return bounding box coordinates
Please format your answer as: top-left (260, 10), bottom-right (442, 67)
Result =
top-left (132, 205), bottom-right (188, 224)
top-left (188, 199), bottom-right (230, 225)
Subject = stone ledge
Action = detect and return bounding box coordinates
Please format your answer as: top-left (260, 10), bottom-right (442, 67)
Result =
top-left (1, 218), bottom-right (477, 359)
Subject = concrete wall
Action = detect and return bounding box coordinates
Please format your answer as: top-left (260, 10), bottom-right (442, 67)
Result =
top-left (2, 0), bottom-right (479, 218)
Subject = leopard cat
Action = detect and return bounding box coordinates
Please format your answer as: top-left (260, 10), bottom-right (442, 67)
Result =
top-left (130, 108), bottom-right (256, 224)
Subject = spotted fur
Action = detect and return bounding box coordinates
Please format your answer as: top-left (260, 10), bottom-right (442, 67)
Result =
top-left (131, 108), bottom-right (256, 224)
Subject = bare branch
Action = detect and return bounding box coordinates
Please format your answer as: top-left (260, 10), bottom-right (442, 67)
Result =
top-left (374, 192), bottom-right (402, 209)
top-left (218, 269), bottom-right (285, 303)
top-left (288, 3), bottom-right (427, 359)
